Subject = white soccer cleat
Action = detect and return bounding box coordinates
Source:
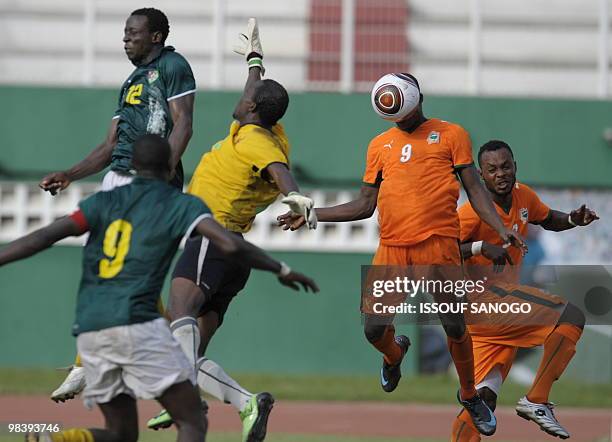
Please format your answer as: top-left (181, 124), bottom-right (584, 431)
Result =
top-left (516, 396), bottom-right (570, 439)
top-left (50, 365), bottom-right (86, 403)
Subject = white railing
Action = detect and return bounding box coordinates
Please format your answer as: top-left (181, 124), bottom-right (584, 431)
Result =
top-left (1, 182), bottom-right (611, 263)
top-left (0, 182), bottom-right (380, 252)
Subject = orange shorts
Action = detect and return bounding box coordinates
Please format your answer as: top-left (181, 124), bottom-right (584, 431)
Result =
top-left (362, 235), bottom-right (463, 314)
top-left (372, 235), bottom-right (462, 266)
top-left (467, 283), bottom-right (568, 385)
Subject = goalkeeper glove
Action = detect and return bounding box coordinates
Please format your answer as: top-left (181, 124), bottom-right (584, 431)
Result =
top-left (281, 192), bottom-right (318, 230)
top-left (233, 18), bottom-right (265, 75)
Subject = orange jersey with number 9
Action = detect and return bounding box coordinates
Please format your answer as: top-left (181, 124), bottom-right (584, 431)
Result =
top-left (363, 118), bottom-right (474, 246)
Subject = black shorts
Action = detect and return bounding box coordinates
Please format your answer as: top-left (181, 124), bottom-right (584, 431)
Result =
top-left (172, 234), bottom-right (251, 326)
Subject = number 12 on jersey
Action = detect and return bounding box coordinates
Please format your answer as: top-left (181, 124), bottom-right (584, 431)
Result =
top-left (99, 219), bottom-right (133, 279)
top-left (400, 144), bottom-right (412, 163)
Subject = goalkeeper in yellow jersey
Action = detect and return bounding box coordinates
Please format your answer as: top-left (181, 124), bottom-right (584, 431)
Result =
top-left (146, 18), bottom-right (317, 442)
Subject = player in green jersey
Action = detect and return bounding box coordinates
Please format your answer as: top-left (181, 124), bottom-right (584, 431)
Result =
top-left (0, 134), bottom-right (318, 442)
top-left (38, 7), bottom-right (197, 401)
top-left (40, 7), bottom-right (194, 193)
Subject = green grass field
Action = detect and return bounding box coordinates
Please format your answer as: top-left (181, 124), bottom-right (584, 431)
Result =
top-left (1, 368), bottom-right (611, 408)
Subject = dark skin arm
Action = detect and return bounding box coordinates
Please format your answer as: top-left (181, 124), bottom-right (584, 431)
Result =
top-left (0, 217), bottom-right (83, 266)
top-left (39, 119), bottom-right (119, 194)
top-left (277, 185), bottom-right (378, 230)
top-left (538, 205), bottom-right (599, 231)
top-left (244, 66), bottom-right (262, 94)
top-left (265, 162), bottom-right (299, 195)
top-left (458, 165), bottom-right (527, 253)
top-left (195, 218), bottom-right (319, 292)
top-left (167, 94), bottom-right (195, 172)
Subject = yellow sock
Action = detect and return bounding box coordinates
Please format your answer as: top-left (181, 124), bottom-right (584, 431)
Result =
top-left (51, 429), bottom-right (94, 442)
top-left (74, 353), bottom-right (82, 367)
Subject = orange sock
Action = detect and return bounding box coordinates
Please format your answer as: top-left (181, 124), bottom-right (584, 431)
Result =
top-left (451, 409), bottom-right (481, 442)
top-left (52, 429), bottom-right (94, 442)
top-left (448, 332), bottom-right (477, 399)
top-left (371, 325), bottom-right (403, 365)
top-left (527, 323), bottom-right (582, 404)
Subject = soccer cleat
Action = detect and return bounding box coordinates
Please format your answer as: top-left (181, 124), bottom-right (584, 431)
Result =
top-left (380, 335), bottom-right (411, 393)
top-left (457, 390), bottom-right (497, 436)
top-left (147, 408), bottom-right (173, 431)
top-left (516, 396), bottom-right (570, 439)
top-left (25, 432), bottom-right (52, 442)
top-left (50, 365), bottom-right (86, 403)
top-left (239, 392), bottom-right (275, 442)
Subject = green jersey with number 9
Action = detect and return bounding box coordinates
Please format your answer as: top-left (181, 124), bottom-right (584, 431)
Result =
top-left (72, 177), bottom-right (210, 335)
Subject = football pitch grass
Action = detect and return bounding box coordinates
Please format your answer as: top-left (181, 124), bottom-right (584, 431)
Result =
top-left (0, 368), bottom-right (611, 408)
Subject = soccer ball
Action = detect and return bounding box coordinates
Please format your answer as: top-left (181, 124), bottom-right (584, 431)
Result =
top-left (371, 73), bottom-right (420, 122)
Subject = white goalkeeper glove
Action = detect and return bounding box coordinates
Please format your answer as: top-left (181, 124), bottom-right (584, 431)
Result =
top-left (281, 192), bottom-right (318, 230)
top-left (233, 18), bottom-right (265, 75)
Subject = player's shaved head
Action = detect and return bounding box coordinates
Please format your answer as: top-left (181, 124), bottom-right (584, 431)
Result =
top-left (478, 140), bottom-right (517, 197)
top-left (132, 134), bottom-right (171, 177)
top-left (478, 140), bottom-right (514, 168)
top-left (253, 79), bottom-right (289, 126)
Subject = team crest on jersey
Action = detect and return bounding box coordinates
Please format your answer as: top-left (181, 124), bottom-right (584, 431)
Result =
top-left (147, 69), bottom-right (159, 84)
top-left (520, 208), bottom-right (528, 223)
top-left (427, 131), bottom-right (440, 144)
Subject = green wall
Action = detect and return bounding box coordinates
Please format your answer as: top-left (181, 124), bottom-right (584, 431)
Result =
top-left (0, 246), bottom-right (416, 375)
top-left (1, 86), bottom-right (611, 188)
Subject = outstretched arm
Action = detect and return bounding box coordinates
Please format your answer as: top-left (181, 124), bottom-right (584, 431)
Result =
top-left (278, 185), bottom-right (378, 230)
top-left (538, 205), bottom-right (599, 231)
top-left (39, 118), bottom-right (118, 194)
top-left (195, 217), bottom-right (319, 292)
top-left (266, 163), bottom-right (319, 229)
top-left (459, 165), bottom-right (527, 253)
top-left (0, 217), bottom-right (84, 266)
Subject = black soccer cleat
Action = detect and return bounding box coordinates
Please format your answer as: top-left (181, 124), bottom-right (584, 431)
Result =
top-left (380, 335), bottom-right (411, 393)
top-left (457, 390), bottom-right (497, 436)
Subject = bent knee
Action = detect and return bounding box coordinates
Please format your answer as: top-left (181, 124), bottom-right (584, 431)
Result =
top-left (364, 324), bottom-right (387, 344)
top-left (168, 277), bottom-right (207, 320)
top-left (559, 302), bottom-right (586, 329)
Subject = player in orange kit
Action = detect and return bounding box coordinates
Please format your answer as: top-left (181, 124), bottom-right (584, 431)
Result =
top-left (278, 73), bottom-right (525, 436)
top-left (451, 139), bottom-right (598, 441)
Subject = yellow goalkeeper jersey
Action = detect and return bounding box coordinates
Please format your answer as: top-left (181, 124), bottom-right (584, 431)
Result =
top-left (188, 121), bottom-right (290, 233)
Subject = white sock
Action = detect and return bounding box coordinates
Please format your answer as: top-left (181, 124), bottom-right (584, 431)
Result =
top-left (197, 357), bottom-right (252, 412)
top-left (170, 317), bottom-right (200, 374)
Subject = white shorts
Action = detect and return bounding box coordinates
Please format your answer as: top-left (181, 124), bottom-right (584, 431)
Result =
top-left (101, 170), bottom-right (134, 191)
top-left (77, 318), bottom-right (195, 407)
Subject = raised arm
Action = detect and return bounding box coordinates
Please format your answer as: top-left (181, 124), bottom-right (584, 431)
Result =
top-left (39, 118), bottom-right (118, 194)
top-left (195, 217), bottom-right (319, 292)
top-left (168, 94), bottom-right (194, 171)
top-left (458, 165), bottom-right (527, 253)
top-left (0, 217), bottom-right (84, 266)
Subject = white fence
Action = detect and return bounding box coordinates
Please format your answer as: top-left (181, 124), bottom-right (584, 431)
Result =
top-left (1, 181), bottom-right (611, 263)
